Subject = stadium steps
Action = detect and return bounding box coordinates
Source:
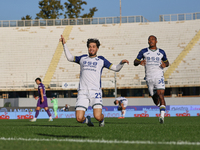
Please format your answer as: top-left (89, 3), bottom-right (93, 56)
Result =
top-left (43, 26), bottom-right (73, 87)
top-left (164, 29), bottom-right (200, 80)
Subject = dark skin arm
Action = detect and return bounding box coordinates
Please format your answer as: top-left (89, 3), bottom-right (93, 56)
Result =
top-left (134, 59), bottom-right (169, 68)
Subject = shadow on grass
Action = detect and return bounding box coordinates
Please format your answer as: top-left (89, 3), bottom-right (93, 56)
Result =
top-left (105, 122), bottom-right (156, 125)
top-left (37, 133), bottom-right (88, 139)
top-left (26, 124), bottom-right (84, 128)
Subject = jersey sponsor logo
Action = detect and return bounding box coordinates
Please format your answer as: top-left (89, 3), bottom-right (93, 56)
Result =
top-left (83, 61), bottom-right (98, 67)
top-left (146, 57), bottom-right (160, 63)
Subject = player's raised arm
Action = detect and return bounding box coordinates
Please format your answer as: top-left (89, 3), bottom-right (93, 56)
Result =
top-left (109, 59), bottom-right (129, 72)
top-left (59, 35), bottom-right (74, 62)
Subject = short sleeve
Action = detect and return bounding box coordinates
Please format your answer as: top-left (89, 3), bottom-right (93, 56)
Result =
top-left (98, 56), bottom-right (112, 69)
top-left (38, 85), bottom-right (42, 89)
top-left (136, 49), bottom-right (146, 61)
top-left (74, 54), bottom-right (88, 64)
top-left (160, 49), bottom-right (168, 62)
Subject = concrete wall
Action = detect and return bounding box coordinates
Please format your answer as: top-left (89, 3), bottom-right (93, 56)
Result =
top-left (0, 97), bottom-right (199, 107)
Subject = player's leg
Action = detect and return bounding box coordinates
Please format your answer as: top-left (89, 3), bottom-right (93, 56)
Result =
top-left (76, 108), bottom-right (86, 123)
top-left (53, 106), bottom-right (58, 118)
top-left (147, 79), bottom-right (159, 105)
top-left (121, 103), bottom-right (127, 118)
top-left (90, 90), bottom-right (104, 127)
top-left (157, 89), bottom-right (166, 124)
top-left (30, 106), bottom-right (40, 122)
top-left (44, 107), bottom-right (53, 121)
top-left (75, 91), bottom-right (93, 126)
top-left (156, 77), bottom-right (166, 124)
top-left (93, 105), bottom-right (104, 127)
top-left (76, 108), bottom-right (94, 126)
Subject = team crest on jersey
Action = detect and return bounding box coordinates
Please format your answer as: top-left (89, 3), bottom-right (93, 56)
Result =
top-left (157, 53), bottom-right (160, 56)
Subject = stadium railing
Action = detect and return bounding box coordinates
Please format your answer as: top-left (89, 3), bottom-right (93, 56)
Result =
top-left (1, 77), bottom-right (199, 90)
top-left (159, 12), bottom-right (200, 22)
top-left (0, 16), bottom-right (149, 27)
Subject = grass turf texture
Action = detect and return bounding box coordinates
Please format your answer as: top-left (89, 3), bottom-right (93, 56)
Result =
top-left (0, 117), bottom-right (200, 150)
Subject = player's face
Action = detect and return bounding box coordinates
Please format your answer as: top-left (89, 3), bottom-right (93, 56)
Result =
top-left (116, 101), bottom-right (119, 105)
top-left (35, 80), bottom-right (41, 85)
top-left (148, 36), bottom-right (157, 48)
top-left (34, 96), bottom-right (38, 100)
top-left (88, 43), bottom-right (98, 57)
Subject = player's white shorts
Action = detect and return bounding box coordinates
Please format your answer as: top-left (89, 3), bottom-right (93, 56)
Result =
top-left (122, 100), bottom-right (128, 108)
top-left (75, 89), bottom-right (103, 110)
top-left (146, 77), bottom-right (165, 96)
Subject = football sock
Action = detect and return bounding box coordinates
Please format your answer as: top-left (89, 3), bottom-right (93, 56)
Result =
top-left (122, 110), bottom-right (126, 117)
top-left (82, 118), bottom-right (88, 124)
top-left (100, 118), bottom-right (104, 123)
top-left (35, 110), bottom-right (39, 118)
top-left (121, 111), bottom-right (123, 117)
top-left (160, 105), bottom-right (166, 118)
top-left (46, 109), bottom-right (51, 117)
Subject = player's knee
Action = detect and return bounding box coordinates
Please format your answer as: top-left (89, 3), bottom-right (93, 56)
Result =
top-left (94, 115), bottom-right (101, 121)
top-left (76, 116), bottom-right (84, 123)
top-left (158, 93), bottom-right (164, 100)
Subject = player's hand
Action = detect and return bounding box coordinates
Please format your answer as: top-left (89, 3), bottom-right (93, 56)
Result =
top-left (59, 35), bottom-right (66, 45)
top-left (140, 60), bottom-right (146, 66)
top-left (121, 59), bottom-right (129, 65)
top-left (160, 61), bottom-right (166, 68)
top-left (41, 98), bottom-right (44, 103)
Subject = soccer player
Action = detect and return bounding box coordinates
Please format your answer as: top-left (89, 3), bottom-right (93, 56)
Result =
top-left (62, 104), bottom-right (70, 111)
top-left (30, 78), bottom-right (53, 122)
top-left (114, 96), bottom-right (128, 119)
top-left (134, 35), bottom-right (169, 124)
top-left (51, 97), bottom-right (58, 119)
top-left (60, 35), bottom-right (129, 127)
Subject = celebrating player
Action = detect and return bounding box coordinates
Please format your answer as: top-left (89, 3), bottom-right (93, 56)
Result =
top-left (51, 97), bottom-right (58, 119)
top-left (134, 35), bottom-right (169, 124)
top-left (60, 35), bottom-right (129, 127)
top-left (30, 78), bottom-right (53, 122)
top-left (114, 96), bottom-right (128, 119)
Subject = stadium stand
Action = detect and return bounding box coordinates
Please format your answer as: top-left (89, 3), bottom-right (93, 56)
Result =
top-left (0, 18), bottom-right (200, 91)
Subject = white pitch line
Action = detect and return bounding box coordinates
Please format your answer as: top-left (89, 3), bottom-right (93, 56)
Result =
top-left (0, 137), bottom-right (200, 146)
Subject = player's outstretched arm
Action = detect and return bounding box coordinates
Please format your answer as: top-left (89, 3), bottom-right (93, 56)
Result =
top-left (109, 59), bottom-right (129, 72)
top-left (59, 35), bottom-right (74, 62)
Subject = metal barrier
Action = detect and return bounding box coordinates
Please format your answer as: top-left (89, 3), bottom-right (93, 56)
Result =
top-left (159, 12), bottom-right (200, 22)
top-left (0, 16), bottom-right (149, 27)
top-left (1, 77), bottom-right (200, 90)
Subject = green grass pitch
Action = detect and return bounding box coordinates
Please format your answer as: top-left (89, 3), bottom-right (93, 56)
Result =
top-left (0, 117), bottom-right (200, 150)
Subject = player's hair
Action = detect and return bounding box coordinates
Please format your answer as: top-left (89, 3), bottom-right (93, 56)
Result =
top-left (114, 100), bottom-right (118, 105)
top-left (87, 38), bottom-right (100, 48)
top-left (148, 35), bottom-right (157, 41)
top-left (35, 78), bottom-right (41, 82)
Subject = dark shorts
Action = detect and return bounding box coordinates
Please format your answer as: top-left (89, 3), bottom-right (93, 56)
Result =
top-left (37, 97), bottom-right (48, 108)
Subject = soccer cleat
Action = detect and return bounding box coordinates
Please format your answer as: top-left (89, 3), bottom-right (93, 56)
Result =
top-left (118, 117), bottom-right (124, 119)
top-left (99, 119), bottom-right (105, 127)
top-left (49, 117), bottom-right (53, 121)
top-left (159, 117), bottom-right (164, 124)
top-left (86, 116), bottom-right (94, 127)
top-left (30, 118), bottom-right (36, 122)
